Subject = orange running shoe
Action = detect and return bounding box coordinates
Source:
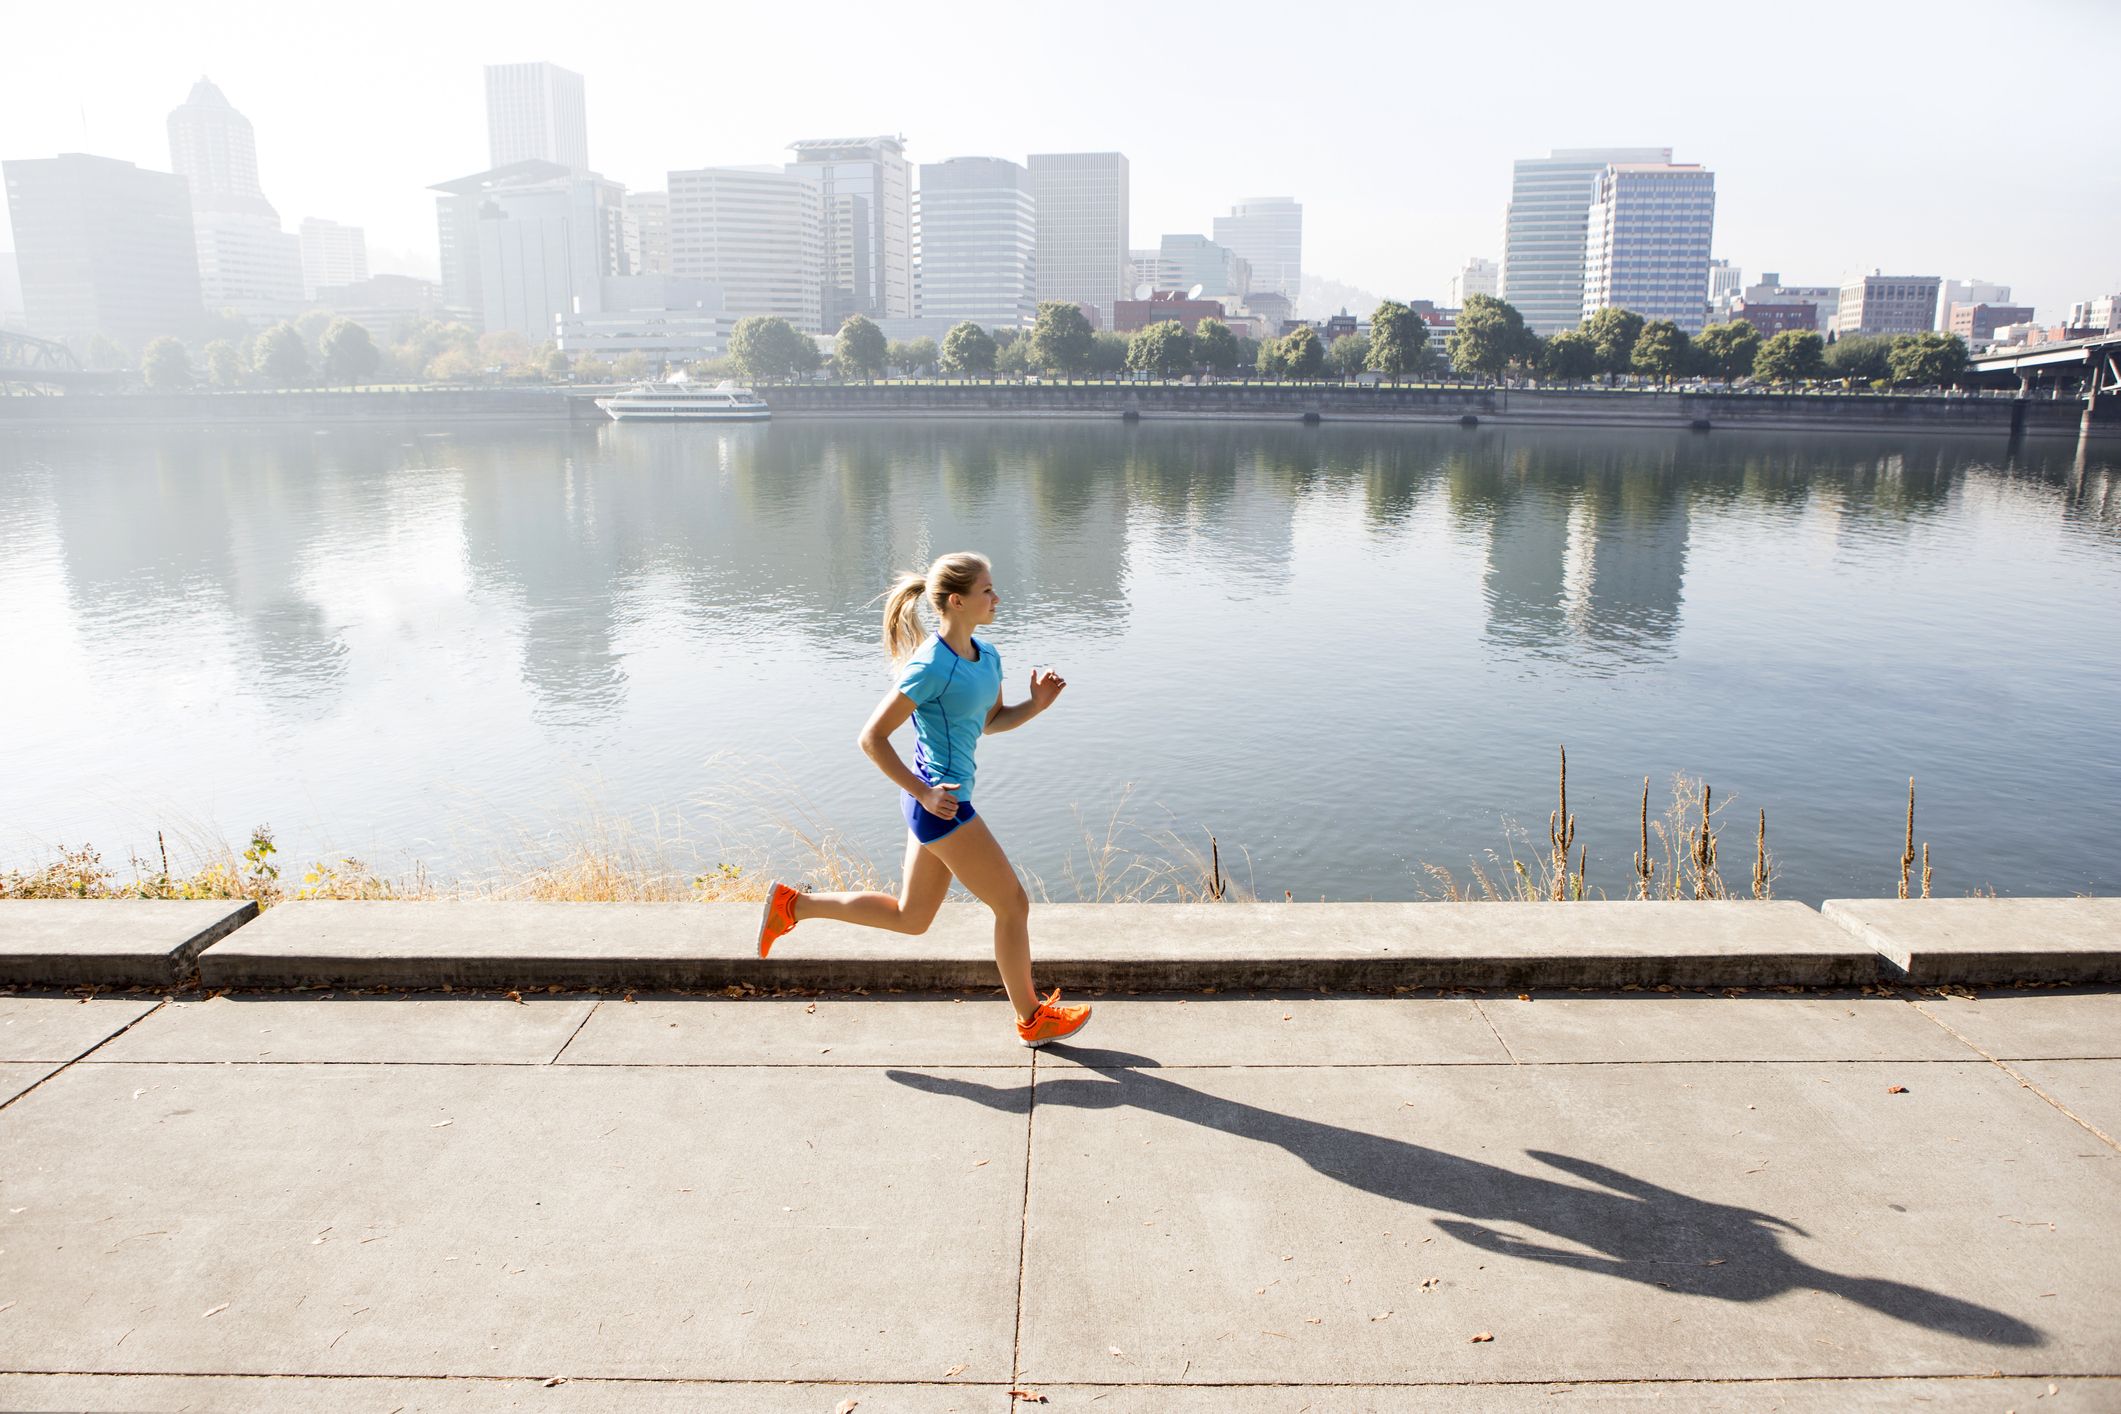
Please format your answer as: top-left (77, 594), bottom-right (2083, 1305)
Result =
top-left (756, 881), bottom-right (800, 958)
top-left (1015, 988), bottom-right (1092, 1047)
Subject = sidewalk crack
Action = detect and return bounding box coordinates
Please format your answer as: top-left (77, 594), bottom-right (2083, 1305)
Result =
top-left (1010, 1047), bottom-right (1037, 1395)
top-left (547, 1001), bottom-right (601, 1065)
top-left (1469, 999), bottom-right (1519, 1064)
top-left (0, 996), bottom-right (170, 1114)
top-left (1907, 995), bottom-right (2117, 1153)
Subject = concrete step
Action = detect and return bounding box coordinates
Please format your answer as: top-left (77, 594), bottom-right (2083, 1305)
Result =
top-left (0, 900), bottom-right (259, 988)
top-left (198, 898), bottom-right (1879, 991)
top-left (1822, 897), bottom-right (2121, 984)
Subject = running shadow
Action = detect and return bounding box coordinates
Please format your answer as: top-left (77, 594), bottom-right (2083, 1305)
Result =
top-left (886, 1048), bottom-right (2041, 1348)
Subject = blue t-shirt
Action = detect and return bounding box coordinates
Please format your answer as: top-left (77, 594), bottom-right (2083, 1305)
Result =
top-left (893, 634), bottom-right (1002, 800)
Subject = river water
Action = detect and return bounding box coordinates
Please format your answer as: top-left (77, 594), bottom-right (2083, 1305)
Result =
top-left (2, 418), bottom-right (2117, 903)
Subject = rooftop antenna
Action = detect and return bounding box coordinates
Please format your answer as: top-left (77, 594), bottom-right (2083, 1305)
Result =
top-left (1187, 283), bottom-right (1205, 301)
top-left (1133, 282), bottom-right (1153, 301)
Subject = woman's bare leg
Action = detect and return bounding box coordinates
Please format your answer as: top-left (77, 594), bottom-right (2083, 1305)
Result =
top-left (790, 830), bottom-right (951, 934)
top-left (924, 816), bottom-right (1036, 1021)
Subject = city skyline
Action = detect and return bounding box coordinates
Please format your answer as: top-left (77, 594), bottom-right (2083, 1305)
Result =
top-left (3, 0), bottom-right (2114, 321)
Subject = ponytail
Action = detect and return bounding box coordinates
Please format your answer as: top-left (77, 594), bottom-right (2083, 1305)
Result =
top-left (882, 572), bottom-right (928, 662)
top-left (879, 551), bottom-right (992, 663)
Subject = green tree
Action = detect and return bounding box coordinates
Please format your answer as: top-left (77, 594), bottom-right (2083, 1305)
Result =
top-left (1824, 333), bottom-right (1892, 384)
top-left (1630, 320), bottom-right (1689, 384)
top-left (202, 339), bottom-right (244, 387)
top-left (1583, 306), bottom-right (1646, 377)
top-left (1365, 300), bottom-right (1428, 380)
top-left (1089, 330), bottom-right (1129, 374)
top-left (1541, 328), bottom-right (1601, 382)
top-left (84, 334), bottom-right (130, 371)
top-left (252, 323), bottom-right (309, 384)
top-left (1694, 320), bottom-right (1762, 382)
top-left (1280, 324), bottom-right (1325, 378)
top-left (294, 308), bottom-right (336, 361)
top-left (319, 319), bottom-right (380, 384)
top-left (140, 337), bottom-right (192, 390)
top-left (902, 336), bottom-right (938, 375)
top-left (1885, 332), bottom-right (1968, 388)
top-left (391, 320), bottom-right (476, 382)
top-left (1029, 300), bottom-right (1094, 375)
top-left (728, 315), bottom-right (814, 381)
top-left (1256, 335), bottom-right (1289, 376)
top-left (1448, 294), bottom-right (1531, 379)
top-left (1192, 317), bottom-right (1239, 373)
top-left (1752, 330), bottom-right (1825, 384)
top-left (477, 330), bottom-right (532, 373)
top-left (544, 347), bottom-right (573, 380)
top-left (1126, 319), bottom-right (1193, 375)
top-left (940, 321), bottom-right (998, 376)
top-left (1324, 331), bottom-right (1371, 377)
top-left (574, 356), bottom-right (616, 382)
top-left (835, 315), bottom-right (887, 379)
top-left (611, 351), bottom-right (652, 381)
top-left (996, 335), bottom-right (1032, 377)
top-left (427, 347), bottom-right (481, 382)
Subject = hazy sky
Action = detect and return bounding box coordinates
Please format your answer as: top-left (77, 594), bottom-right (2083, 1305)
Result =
top-left (5, 0), bottom-right (2117, 318)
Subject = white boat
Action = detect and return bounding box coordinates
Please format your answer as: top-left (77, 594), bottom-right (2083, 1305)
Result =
top-left (595, 376), bottom-right (771, 422)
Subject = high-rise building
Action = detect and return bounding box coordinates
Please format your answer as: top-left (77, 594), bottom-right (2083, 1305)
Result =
top-left (1835, 273), bottom-right (1942, 336)
top-left (2, 153), bottom-right (203, 348)
top-left (913, 157), bottom-right (1036, 330)
top-left (431, 159), bottom-right (625, 338)
top-left (1028, 152), bottom-right (1129, 329)
top-left (1936, 278), bottom-right (2010, 331)
top-left (1945, 302), bottom-right (2035, 348)
top-left (1579, 162), bottom-right (1717, 334)
top-left (0, 250), bottom-right (23, 327)
top-left (787, 136), bottom-right (912, 326)
top-left (667, 165), bottom-right (823, 332)
top-left (485, 62), bottom-right (589, 175)
top-left (167, 78), bottom-right (303, 322)
top-left (1448, 257), bottom-right (1498, 306)
top-left (1212, 197), bottom-right (1302, 302)
top-left (1737, 273), bottom-right (1836, 333)
top-left (1500, 147), bottom-right (1672, 335)
top-left (1706, 259), bottom-right (1742, 323)
top-left (624, 191), bottom-right (671, 276)
top-left (1127, 248), bottom-right (1159, 297)
top-left (1154, 234), bottom-right (1249, 300)
top-left (299, 218), bottom-right (368, 299)
top-left (2066, 294), bottom-right (2120, 333)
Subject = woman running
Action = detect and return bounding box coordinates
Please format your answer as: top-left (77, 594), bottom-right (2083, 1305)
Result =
top-left (754, 551), bottom-right (1092, 1047)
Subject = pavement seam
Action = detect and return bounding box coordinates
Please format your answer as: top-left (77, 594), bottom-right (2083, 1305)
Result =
top-left (1009, 1045), bottom-right (1036, 1401)
top-left (1906, 997), bottom-right (2120, 1152)
top-left (0, 996), bottom-right (168, 1114)
top-left (2, 1371), bottom-right (2111, 1388)
top-left (546, 1000), bottom-right (601, 1064)
top-left (1468, 998), bottom-right (1518, 1063)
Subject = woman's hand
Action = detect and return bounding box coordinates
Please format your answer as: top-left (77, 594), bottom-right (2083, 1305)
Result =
top-left (1029, 667), bottom-right (1067, 711)
top-left (919, 782), bottom-right (962, 819)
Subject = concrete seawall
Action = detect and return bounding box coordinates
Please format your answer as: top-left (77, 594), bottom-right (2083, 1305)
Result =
top-left (3, 383), bottom-right (2109, 437)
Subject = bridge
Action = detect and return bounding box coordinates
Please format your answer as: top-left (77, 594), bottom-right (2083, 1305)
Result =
top-left (1966, 330), bottom-right (2121, 438)
top-left (0, 328), bottom-right (126, 393)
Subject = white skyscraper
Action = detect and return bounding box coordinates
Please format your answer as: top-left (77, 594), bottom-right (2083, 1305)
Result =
top-left (299, 217), bottom-right (368, 298)
top-left (914, 157), bottom-right (1036, 330)
top-left (787, 136), bottom-right (912, 326)
top-left (430, 160), bottom-right (625, 338)
top-left (1211, 197), bottom-right (1302, 302)
top-left (1936, 278), bottom-right (2010, 331)
top-left (1706, 259), bottom-right (1742, 323)
top-left (668, 165), bottom-right (824, 332)
top-left (1580, 162), bottom-right (1717, 334)
top-left (625, 191), bottom-right (671, 276)
top-left (167, 78), bottom-right (303, 321)
top-left (1028, 152), bottom-right (1129, 329)
top-left (485, 62), bottom-right (589, 175)
top-left (1448, 257), bottom-right (1498, 306)
top-left (1500, 147), bottom-right (1672, 335)
top-left (1154, 234), bottom-right (1249, 300)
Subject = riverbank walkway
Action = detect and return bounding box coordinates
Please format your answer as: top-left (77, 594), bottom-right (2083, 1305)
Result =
top-left (1, 901), bottom-right (2116, 1410)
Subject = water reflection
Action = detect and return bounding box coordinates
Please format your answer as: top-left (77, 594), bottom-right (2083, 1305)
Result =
top-left (3, 417), bottom-right (2116, 900)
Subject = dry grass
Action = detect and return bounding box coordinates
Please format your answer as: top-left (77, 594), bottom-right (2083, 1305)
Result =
top-left (1036, 785), bottom-right (1253, 903)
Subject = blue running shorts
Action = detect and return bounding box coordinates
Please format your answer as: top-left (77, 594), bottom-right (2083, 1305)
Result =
top-left (903, 791), bottom-right (976, 845)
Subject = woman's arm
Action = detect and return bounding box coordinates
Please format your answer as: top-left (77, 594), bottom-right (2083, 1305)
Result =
top-left (985, 668), bottom-right (1066, 734)
top-left (858, 690), bottom-right (958, 811)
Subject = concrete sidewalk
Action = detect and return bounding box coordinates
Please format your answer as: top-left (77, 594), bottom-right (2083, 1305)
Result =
top-left (0, 988), bottom-right (2115, 1412)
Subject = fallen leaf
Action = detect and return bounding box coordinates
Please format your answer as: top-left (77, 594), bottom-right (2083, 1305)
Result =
top-left (623, 992), bottom-right (636, 1004)
top-left (1303, 1315), bottom-right (1322, 1324)
top-left (542, 1377), bottom-right (568, 1387)
top-left (1470, 1330), bottom-right (1494, 1343)
top-left (202, 1303), bottom-right (229, 1318)
top-left (505, 990), bottom-right (524, 1005)
top-left (1887, 1085), bottom-right (1908, 1094)
top-left (431, 1118), bottom-right (453, 1128)
top-left (1702, 1258), bottom-right (1726, 1267)
top-left (546, 984), bottom-right (562, 993)
top-left (1516, 993), bottom-right (1531, 1002)
top-left (943, 1363), bottom-right (966, 1377)
top-left (805, 1002), bottom-right (817, 1014)
top-left (834, 1400), bottom-right (859, 1414)
top-left (1282, 1013), bottom-right (1292, 1021)
top-left (1370, 1310), bottom-right (1393, 1321)
top-left (1009, 1392), bottom-right (1047, 1404)
top-left (972, 1159), bottom-right (989, 1169)
top-left (1108, 1345), bottom-right (1124, 1357)
top-left (1421, 1277), bottom-right (1439, 1291)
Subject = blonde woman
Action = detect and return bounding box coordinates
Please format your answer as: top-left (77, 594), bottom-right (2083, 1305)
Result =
top-left (756, 551), bottom-right (1091, 1047)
